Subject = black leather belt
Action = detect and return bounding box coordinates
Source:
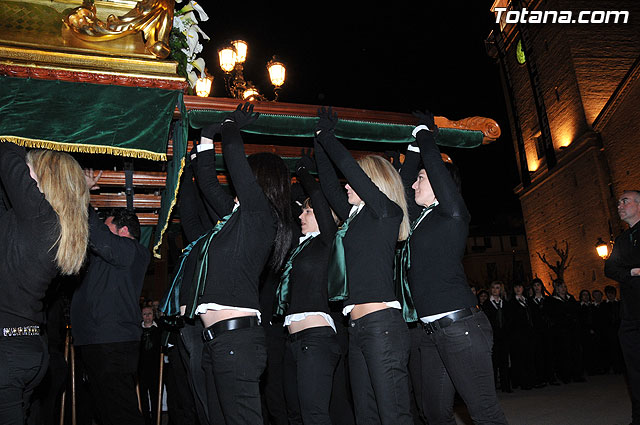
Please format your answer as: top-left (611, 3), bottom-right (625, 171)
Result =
top-left (422, 307), bottom-right (479, 335)
top-left (202, 316), bottom-right (259, 342)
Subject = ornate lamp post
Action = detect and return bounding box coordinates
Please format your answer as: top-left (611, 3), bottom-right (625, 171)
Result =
top-left (217, 40), bottom-right (286, 101)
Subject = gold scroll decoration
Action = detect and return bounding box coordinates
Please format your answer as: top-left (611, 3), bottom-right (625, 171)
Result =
top-left (63, 0), bottom-right (175, 59)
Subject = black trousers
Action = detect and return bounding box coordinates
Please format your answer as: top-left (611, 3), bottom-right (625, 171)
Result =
top-left (328, 311), bottom-right (355, 425)
top-left (139, 362), bottom-right (160, 425)
top-left (418, 311), bottom-right (508, 425)
top-left (509, 331), bottom-right (535, 389)
top-left (27, 349), bottom-right (67, 425)
top-left (179, 321), bottom-right (217, 425)
top-left (202, 325), bottom-right (267, 425)
top-left (0, 335), bottom-right (48, 425)
top-left (78, 341), bottom-right (144, 425)
top-left (283, 326), bottom-right (341, 425)
top-left (261, 322), bottom-right (288, 425)
top-left (620, 319), bottom-right (640, 424)
top-left (407, 322), bottom-right (428, 424)
top-left (164, 344), bottom-right (198, 425)
top-left (348, 308), bottom-right (413, 425)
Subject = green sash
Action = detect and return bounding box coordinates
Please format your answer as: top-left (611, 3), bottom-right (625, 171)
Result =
top-left (273, 235), bottom-right (316, 317)
top-left (327, 208), bottom-right (359, 301)
top-left (396, 203), bottom-right (437, 322)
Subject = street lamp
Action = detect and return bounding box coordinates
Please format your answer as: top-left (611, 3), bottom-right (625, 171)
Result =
top-left (195, 74), bottom-right (213, 97)
top-left (267, 56), bottom-right (286, 101)
top-left (595, 237), bottom-right (611, 260)
top-left (217, 40), bottom-right (286, 101)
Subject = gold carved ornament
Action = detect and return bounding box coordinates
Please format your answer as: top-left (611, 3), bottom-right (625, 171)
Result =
top-left (63, 0), bottom-right (175, 59)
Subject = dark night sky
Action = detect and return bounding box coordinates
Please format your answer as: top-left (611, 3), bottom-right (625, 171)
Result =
top-left (198, 2), bottom-right (522, 230)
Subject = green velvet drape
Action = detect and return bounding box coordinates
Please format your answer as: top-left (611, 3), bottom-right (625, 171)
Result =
top-left (188, 110), bottom-right (485, 148)
top-left (0, 75), bottom-right (179, 160)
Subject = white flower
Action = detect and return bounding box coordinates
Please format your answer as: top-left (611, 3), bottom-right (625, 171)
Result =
top-left (173, 16), bottom-right (186, 32)
top-left (191, 58), bottom-right (206, 76)
top-left (191, 24), bottom-right (210, 41)
top-left (173, 1), bottom-right (210, 88)
top-left (190, 1), bottom-right (209, 22)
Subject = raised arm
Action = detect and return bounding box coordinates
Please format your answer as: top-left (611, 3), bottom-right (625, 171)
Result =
top-left (313, 139), bottom-right (351, 220)
top-left (399, 144), bottom-right (423, 221)
top-left (315, 107), bottom-right (396, 218)
top-left (219, 103), bottom-right (270, 211)
top-left (413, 111), bottom-right (469, 220)
top-left (295, 154), bottom-right (337, 243)
top-left (179, 164), bottom-right (208, 243)
top-left (188, 150), bottom-right (220, 229)
top-left (195, 127), bottom-right (235, 218)
top-left (0, 142), bottom-right (52, 221)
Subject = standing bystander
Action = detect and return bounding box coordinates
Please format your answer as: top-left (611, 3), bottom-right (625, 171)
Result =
top-left (605, 190), bottom-right (640, 425)
top-left (71, 181), bottom-right (150, 425)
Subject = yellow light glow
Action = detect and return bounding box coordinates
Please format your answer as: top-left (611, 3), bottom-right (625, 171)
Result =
top-left (596, 244), bottom-right (609, 259)
top-left (595, 237), bottom-right (611, 259)
top-left (231, 40), bottom-right (248, 63)
top-left (267, 59), bottom-right (286, 87)
top-left (218, 47), bottom-right (236, 73)
top-left (243, 87), bottom-right (259, 100)
top-left (195, 76), bottom-right (213, 97)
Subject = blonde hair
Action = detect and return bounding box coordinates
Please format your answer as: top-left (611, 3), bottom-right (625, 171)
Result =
top-left (356, 155), bottom-right (410, 241)
top-left (26, 150), bottom-right (89, 275)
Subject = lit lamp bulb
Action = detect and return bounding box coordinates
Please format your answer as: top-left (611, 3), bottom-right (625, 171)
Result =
top-left (243, 86), bottom-right (260, 100)
top-left (595, 237), bottom-right (610, 259)
top-left (231, 40), bottom-right (248, 64)
top-left (218, 46), bottom-right (237, 73)
top-left (267, 58), bottom-right (286, 87)
top-left (195, 75), bottom-right (213, 97)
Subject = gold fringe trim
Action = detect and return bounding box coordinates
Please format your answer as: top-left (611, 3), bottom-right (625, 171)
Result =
top-left (153, 156), bottom-right (185, 259)
top-left (0, 136), bottom-right (167, 161)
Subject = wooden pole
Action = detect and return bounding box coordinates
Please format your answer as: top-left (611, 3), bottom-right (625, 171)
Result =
top-left (156, 352), bottom-right (165, 425)
top-left (70, 342), bottom-right (76, 425)
top-left (59, 327), bottom-right (71, 425)
top-left (136, 382), bottom-right (142, 413)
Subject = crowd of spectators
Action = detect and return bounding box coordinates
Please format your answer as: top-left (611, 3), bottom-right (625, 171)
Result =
top-left (474, 278), bottom-right (624, 393)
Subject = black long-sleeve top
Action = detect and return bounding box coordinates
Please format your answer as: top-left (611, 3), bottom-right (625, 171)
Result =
top-left (314, 134), bottom-right (401, 307)
top-left (285, 166), bottom-right (337, 316)
top-left (172, 162), bottom-right (220, 312)
top-left (180, 160), bottom-right (219, 243)
top-left (181, 123), bottom-right (277, 312)
top-left (71, 208), bottom-right (150, 345)
top-left (400, 129), bottom-right (477, 317)
top-left (604, 221), bottom-right (640, 321)
top-left (0, 142), bottom-right (60, 326)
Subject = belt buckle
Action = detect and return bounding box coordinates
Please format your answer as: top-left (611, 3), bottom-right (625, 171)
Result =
top-left (202, 327), bottom-right (215, 342)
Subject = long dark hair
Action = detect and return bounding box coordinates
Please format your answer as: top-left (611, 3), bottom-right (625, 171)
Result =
top-left (248, 152), bottom-right (294, 270)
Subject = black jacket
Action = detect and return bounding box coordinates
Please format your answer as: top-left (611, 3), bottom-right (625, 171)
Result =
top-left (605, 221), bottom-right (640, 321)
top-left (0, 142), bottom-right (59, 326)
top-left (71, 209), bottom-right (150, 345)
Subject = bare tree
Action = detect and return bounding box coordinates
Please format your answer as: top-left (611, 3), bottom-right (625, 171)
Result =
top-left (536, 240), bottom-right (573, 282)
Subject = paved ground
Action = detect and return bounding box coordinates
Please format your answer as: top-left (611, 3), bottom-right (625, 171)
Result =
top-left (454, 373), bottom-right (632, 425)
top-left (155, 373), bottom-right (632, 424)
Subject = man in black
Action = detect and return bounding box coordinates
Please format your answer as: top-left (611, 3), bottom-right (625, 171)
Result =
top-left (71, 208), bottom-right (150, 425)
top-left (605, 190), bottom-right (640, 425)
